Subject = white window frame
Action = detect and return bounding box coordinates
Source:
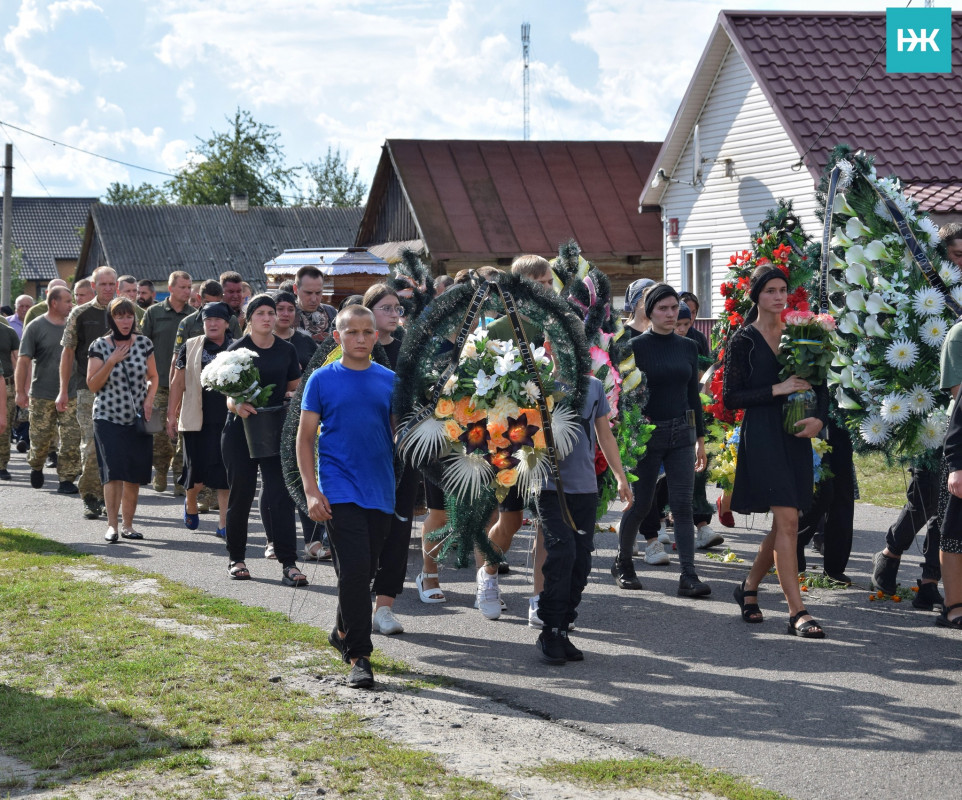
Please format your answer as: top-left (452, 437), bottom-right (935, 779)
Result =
top-left (681, 245), bottom-right (712, 317)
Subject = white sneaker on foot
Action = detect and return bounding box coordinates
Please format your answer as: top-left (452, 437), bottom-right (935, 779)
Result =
top-left (528, 596), bottom-right (541, 628)
top-left (373, 606), bottom-right (404, 635)
top-left (645, 540), bottom-right (670, 565)
top-left (657, 520), bottom-right (671, 545)
top-left (475, 567), bottom-right (502, 619)
top-left (695, 525), bottom-right (725, 549)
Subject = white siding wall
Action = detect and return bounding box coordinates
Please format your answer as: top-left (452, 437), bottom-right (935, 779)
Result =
top-left (660, 45), bottom-right (820, 318)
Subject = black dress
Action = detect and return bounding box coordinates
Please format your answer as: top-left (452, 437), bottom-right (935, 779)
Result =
top-left (722, 326), bottom-right (827, 514)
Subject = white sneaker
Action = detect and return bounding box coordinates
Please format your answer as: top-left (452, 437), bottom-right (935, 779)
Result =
top-left (644, 540), bottom-right (670, 565)
top-left (372, 606), bottom-right (404, 635)
top-left (657, 520), bottom-right (671, 545)
top-left (104, 526), bottom-right (119, 543)
top-left (475, 567), bottom-right (502, 619)
top-left (528, 596), bottom-right (541, 628)
top-left (695, 525), bottom-right (725, 549)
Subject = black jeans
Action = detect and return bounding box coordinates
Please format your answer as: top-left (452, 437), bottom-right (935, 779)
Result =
top-left (327, 503), bottom-right (391, 660)
top-left (372, 463), bottom-right (419, 599)
top-left (222, 417), bottom-right (298, 569)
top-left (885, 465), bottom-right (941, 581)
top-left (797, 421), bottom-right (855, 575)
top-left (537, 491), bottom-right (597, 630)
top-left (618, 417), bottom-right (697, 575)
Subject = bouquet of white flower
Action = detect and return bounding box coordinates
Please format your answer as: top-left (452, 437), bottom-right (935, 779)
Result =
top-left (200, 348), bottom-right (276, 408)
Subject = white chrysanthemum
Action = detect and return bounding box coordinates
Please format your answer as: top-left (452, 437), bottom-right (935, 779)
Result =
top-left (951, 286), bottom-right (962, 309)
top-left (836, 158), bottom-right (854, 189)
top-left (860, 414), bottom-right (892, 446)
top-left (918, 216), bottom-right (941, 243)
top-left (880, 392), bottom-right (912, 424)
top-left (912, 287), bottom-right (945, 317)
top-left (917, 420), bottom-right (943, 450)
top-left (907, 384), bottom-right (935, 415)
top-left (919, 316), bottom-right (948, 348)
top-left (939, 261), bottom-right (962, 286)
top-left (522, 380), bottom-right (541, 404)
top-left (884, 338), bottom-right (919, 370)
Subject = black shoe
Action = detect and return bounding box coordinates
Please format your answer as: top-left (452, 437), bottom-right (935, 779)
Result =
top-left (0, 468), bottom-right (10, 480)
top-left (872, 551), bottom-right (899, 595)
top-left (559, 630), bottom-right (584, 662)
top-left (347, 657), bottom-right (374, 689)
top-left (30, 469), bottom-right (44, 489)
top-left (537, 629), bottom-right (567, 666)
top-left (811, 533), bottom-right (824, 555)
top-left (328, 628), bottom-right (349, 664)
top-left (497, 562), bottom-right (511, 575)
top-left (611, 557), bottom-right (643, 590)
top-left (82, 494), bottom-right (101, 520)
top-left (57, 481), bottom-right (79, 495)
top-left (678, 573), bottom-right (711, 597)
top-left (16, 440), bottom-right (28, 453)
top-left (912, 579), bottom-right (944, 611)
top-left (46, 452), bottom-right (57, 469)
top-left (824, 571), bottom-right (852, 586)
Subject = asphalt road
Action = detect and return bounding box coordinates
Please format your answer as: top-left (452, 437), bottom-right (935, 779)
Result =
top-left (2, 455), bottom-right (961, 800)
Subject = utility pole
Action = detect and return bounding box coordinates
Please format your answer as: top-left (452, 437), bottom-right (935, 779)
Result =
top-left (1, 143), bottom-right (12, 308)
top-left (522, 22), bottom-right (530, 141)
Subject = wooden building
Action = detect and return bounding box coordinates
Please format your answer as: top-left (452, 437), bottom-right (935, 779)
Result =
top-left (355, 139), bottom-right (664, 301)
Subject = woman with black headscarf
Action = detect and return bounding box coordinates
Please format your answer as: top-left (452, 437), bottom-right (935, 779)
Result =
top-left (722, 263), bottom-right (828, 637)
top-left (221, 293), bottom-right (305, 586)
top-left (86, 296), bottom-right (159, 542)
top-left (611, 282), bottom-right (711, 598)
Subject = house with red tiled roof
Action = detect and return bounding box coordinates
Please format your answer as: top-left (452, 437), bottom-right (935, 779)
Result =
top-left (639, 11), bottom-right (962, 319)
top-left (355, 139), bottom-right (664, 298)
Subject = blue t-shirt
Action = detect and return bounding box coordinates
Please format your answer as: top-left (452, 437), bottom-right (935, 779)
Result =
top-left (545, 376), bottom-right (610, 494)
top-left (301, 360), bottom-right (396, 514)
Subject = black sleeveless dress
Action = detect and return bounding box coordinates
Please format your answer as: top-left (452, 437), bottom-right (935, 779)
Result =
top-left (722, 326), bottom-right (827, 514)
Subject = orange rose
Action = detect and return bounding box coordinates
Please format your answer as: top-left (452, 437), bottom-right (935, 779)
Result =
top-left (487, 420), bottom-right (509, 449)
top-left (518, 408), bottom-right (544, 427)
top-left (532, 430), bottom-right (546, 449)
top-left (443, 420), bottom-right (463, 441)
top-left (454, 396), bottom-right (486, 426)
top-left (435, 398), bottom-right (456, 418)
top-left (495, 468), bottom-right (519, 488)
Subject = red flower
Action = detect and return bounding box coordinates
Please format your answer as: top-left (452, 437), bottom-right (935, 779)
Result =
top-left (737, 277), bottom-right (749, 290)
top-left (594, 446), bottom-right (608, 476)
top-left (728, 312), bottom-right (744, 326)
top-left (777, 264), bottom-right (790, 277)
top-left (459, 420), bottom-right (491, 454)
top-left (724, 297), bottom-right (737, 312)
top-left (757, 256), bottom-right (770, 266)
top-left (486, 446), bottom-right (520, 471)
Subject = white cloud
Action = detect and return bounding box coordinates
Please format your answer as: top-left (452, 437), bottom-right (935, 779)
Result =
top-left (176, 78), bottom-right (195, 121)
top-left (90, 52), bottom-right (126, 73)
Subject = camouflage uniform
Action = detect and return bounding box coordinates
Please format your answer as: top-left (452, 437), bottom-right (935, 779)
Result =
top-left (75, 389), bottom-right (102, 499)
top-left (0, 377), bottom-right (14, 468)
top-left (28, 397), bottom-right (81, 480)
top-left (151, 385), bottom-right (183, 487)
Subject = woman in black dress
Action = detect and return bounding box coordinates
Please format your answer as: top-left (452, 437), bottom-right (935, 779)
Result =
top-left (722, 264), bottom-right (828, 637)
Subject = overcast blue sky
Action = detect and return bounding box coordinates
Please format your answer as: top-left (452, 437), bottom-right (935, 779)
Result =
top-left (0, 0), bottom-right (956, 199)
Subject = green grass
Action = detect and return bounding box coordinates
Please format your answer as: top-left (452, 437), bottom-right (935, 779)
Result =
top-left (853, 451), bottom-right (912, 508)
top-left (531, 755), bottom-right (790, 800)
top-left (0, 525), bottom-right (502, 799)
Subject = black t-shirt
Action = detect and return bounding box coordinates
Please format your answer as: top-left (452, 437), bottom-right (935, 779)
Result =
top-left (227, 335), bottom-right (301, 408)
top-left (285, 329), bottom-right (319, 371)
top-left (382, 337), bottom-right (403, 371)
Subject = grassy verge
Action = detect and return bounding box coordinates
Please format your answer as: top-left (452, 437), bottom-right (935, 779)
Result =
top-left (0, 526), bottom-right (499, 799)
top-left (853, 451), bottom-right (910, 509)
top-left (530, 756), bottom-right (789, 800)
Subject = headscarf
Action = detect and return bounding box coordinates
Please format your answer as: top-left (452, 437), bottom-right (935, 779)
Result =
top-left (677, 302), bottom-right (692, 320)
top-left (625, 278), bottom-right (655, 313)
top-left (643, 282), bottom-right (679, 320)
top-left (244, 293), bottom-right (276, 318)
top-left (201, 301), bottom-right (232, 322)
top-left (748, 266), bottom-right (787, 304)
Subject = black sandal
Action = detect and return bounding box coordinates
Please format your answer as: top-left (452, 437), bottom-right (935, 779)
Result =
top-left (787, 609), bottom-right (825, 639)
top-left (282, 566), bottom-right (309, 587)
top-left (734, 580), bottom-right (763, 623)
top-left (935, 602), bottom-right (962, 629)
top-left (228, 562), bottom-right (251, 580)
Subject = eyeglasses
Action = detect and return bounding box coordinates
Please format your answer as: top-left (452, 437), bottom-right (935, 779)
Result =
top-left (374, 305), bottom-right (405, 316)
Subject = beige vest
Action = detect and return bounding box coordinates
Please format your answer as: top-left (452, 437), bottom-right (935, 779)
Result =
top-left (178, 336), bottom-right (206, 432)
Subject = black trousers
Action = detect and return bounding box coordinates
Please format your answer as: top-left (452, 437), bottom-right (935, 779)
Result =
top-left (537, 491), bottom-right (597, 630)
top-left (884, 463), bottom-right (941, 581)
top-left (327, 503), bottom-right (391, 660)
top-left (372, 463), bottom-right (419, 598)
top-left (222, 417), bottom-right (298, 569)
top-left (797, 421), bottom-right (855, 575)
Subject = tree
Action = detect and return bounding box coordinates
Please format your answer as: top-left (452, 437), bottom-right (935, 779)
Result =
top-left (103, 181), bottom-right (168, 205)
top-left (165, 108), bottom-right (298, 206)
top-left (302, 146), bottom-right (367, 207)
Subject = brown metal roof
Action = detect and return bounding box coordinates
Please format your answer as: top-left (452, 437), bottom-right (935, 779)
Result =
top-left (359, 140), bottom-right (663, 262)
top-left (721, 11), bottom-right (962, 205)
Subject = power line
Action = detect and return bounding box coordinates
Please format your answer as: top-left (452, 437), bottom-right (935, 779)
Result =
top-left (0, 118), bottom-right (177, 178)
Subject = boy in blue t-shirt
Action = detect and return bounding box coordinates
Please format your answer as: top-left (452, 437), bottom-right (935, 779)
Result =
top-left (536, 373), bottom-right (632, 665)
top-left (296, 305), bottom-right (395, 689)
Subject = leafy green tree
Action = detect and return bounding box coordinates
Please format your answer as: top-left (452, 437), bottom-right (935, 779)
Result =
top-left (103, 181), bottom-right (169, 205)
top-left (302, 146), bottom-right (367, 207)
top-left (166, 108), bottom-right (298, 206)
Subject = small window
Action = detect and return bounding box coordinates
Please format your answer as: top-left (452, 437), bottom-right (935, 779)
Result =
top-left (682, 246), bottom-right (712, 317)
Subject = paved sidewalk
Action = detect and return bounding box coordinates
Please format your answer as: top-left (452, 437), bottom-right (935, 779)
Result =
top-left (2, 456), bottom-right (961, 800)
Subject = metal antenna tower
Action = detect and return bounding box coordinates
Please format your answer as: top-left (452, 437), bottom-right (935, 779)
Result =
top-left (522, 22), bottom-right (530, 140)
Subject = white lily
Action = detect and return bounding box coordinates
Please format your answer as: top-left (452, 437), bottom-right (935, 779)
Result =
top-left (832, 351), bottom-right (853, 367)
top-left (494, 353), bottom-right (522, 377)
top-left (473, 369), bottom-right (498, 397)
top-left (865, 293), bottom-right (896, 314)
top-left (833, 192), bottom-right (858, 216)
top-left (844, 261), bottom-right (871, 290)
top-left (846, 291), bottom-right (867, 313)
top-left (830, 252), bottom-right (849, 272)
top-left (837, 313), bottom-right (864, 336)
top-left (839, 366), bottom-right (855, 388)
top-left (863, 240), bottom-right (896, 263)
top-left (873, 275), bottom-right (893, 293)
top-left (835, 386), bottom-right (862, 410)
top-left (845, 217), bottom-right (871, 240)
top-left (863, 315), bottom-right (890, 338)
top-left (827, 272), bottom-right (843, 294)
